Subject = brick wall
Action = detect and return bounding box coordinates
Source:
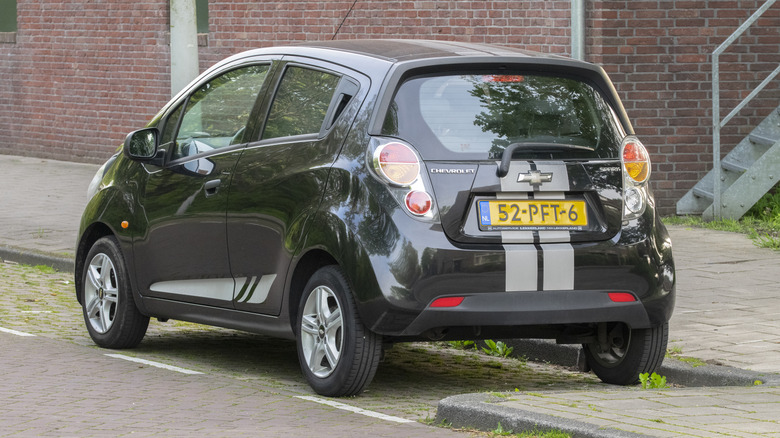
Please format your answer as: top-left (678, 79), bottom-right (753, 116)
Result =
top-left (2, 0), bottom-right (779, 214)
top-left (0, 0), bottom-right (171, 161)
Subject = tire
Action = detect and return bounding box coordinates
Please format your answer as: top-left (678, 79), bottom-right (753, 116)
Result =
top-left (80, 236), bottom-right (149, 349)
top-left (583, 321), bottom-right (668, 385)
top-left (296, 266), bottom-right (381, 397)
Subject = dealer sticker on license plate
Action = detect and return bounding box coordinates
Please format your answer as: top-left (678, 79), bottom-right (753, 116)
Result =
top-left (478, 200), bottom-right (588, 230)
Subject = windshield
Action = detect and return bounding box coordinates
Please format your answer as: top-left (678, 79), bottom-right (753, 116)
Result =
top-left (382, 73), bottom-right (625, 160)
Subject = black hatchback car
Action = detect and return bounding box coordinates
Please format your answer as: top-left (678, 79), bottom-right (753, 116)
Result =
top-left (76, 39), bottom-right (675, 396)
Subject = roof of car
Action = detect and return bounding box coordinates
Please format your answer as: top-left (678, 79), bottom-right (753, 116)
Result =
top-left (291, 39), bottom-right (562, 63)
top-left (222, 39), bottom-right (579, 72)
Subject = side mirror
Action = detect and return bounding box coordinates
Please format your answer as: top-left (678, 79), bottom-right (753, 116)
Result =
top-left (124, 128), bottom-right (161, 162)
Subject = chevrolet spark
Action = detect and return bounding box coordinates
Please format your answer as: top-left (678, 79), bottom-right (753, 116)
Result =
top-left (76, 39), bottom-right (675, 396)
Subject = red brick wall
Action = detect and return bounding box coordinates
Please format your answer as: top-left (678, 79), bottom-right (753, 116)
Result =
top-left (2, 0), bottom-right (779, 214)
top-left (0, 0), bottom-right (171, 161)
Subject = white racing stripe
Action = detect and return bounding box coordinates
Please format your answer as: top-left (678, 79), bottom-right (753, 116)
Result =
top-left (295, 395), bottom-right (414, 424)
top-left (504, 246), bottom-right (538, 291)
top-left (0, 326), bottom-right (36, 337)
top-left (541, 243), bottom-right (575, 290)
top-left (105, 354), bottom-right (203, 375)
top-left (150, 278), bottom-right (235, 302)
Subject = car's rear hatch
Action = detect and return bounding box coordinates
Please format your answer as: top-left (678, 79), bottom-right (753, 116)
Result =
top-left (380, 72), bottom-right (626, 244)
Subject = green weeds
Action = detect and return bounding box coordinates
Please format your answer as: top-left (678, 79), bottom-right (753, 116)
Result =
top-left (482, 339), bottom-right (515, 358)
top-left (639, 372), bottom-right (669, 389)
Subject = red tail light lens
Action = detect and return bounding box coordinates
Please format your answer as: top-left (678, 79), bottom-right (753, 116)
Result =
top-left (430, 296), bottom-right (465, 308)
top-left (405, 191), bottom-right (432, 216)
top-left (622, 139), bottom-right (650, 183)
top-left (608, 292), bottom-right (637, 302)
top-left (374, 142), bottom-right (420, 186)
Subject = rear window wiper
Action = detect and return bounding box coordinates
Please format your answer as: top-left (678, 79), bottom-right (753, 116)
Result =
top-left (496, 142), bottom-right (595, 177)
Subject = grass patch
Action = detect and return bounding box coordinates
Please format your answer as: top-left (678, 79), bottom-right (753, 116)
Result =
top-left (677, 356), bottom-right (707, 368)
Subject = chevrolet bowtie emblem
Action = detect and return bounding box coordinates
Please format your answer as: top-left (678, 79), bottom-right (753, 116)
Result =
top-left (517, 170), bottom-right (553, 186)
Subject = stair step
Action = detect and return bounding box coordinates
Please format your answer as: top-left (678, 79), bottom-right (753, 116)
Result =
top-left (692, 186), bottom-right (714, 200)
top-left (722, 158), bottom-right (749, 173)
top-left (749, 133), bottom-right (780, 147)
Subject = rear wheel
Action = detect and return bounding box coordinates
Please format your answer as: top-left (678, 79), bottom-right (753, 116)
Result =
top-left (296, 266), bottom-right (381, 397)
top-left (80, 236), bottom-right (149, 349)
top-left (583, 321), bottom-right (668, 385)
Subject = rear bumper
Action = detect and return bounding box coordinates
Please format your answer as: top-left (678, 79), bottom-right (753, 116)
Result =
top-left (355, 214), bottom-right (675, 337)
top-left (399, 289), bottom-right (652, 337)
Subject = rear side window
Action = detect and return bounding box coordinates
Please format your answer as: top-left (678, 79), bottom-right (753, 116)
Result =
top-left (382, 74), bottom-right (624, 160)
top-left (262, 66), bottom-right (341, 139)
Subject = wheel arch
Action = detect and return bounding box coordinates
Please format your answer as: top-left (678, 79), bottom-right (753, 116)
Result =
top-left (75, 222), bottom-right (115, 305)
top-left (75, 183), bottom-right (142, 310)
top-left (286, 249), bottom-right (339, 334)
top-left (287, 208), bottom-right (387, 334)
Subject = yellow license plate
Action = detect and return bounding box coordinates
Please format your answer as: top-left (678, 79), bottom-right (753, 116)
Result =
top-left (478, 200), bottom-right (588, 230)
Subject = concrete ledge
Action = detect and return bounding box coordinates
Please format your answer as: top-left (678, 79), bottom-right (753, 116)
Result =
top-left (437, 393), bottom-right (652, 438)
top-left (503, 339), bottom-right (780, 387)
top-left (0, 246), bottom-right (75, 273)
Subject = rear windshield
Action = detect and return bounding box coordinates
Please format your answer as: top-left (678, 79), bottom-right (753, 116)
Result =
top-left (381, 74), bottom-right (625, 160)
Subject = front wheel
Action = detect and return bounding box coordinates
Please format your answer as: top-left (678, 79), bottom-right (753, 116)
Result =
top-left (296, 266), bottom-right (381, 397)
top-left (583, 321), bottom-right (668, 385)
top-left (80, 236), bottom-right (149, 349)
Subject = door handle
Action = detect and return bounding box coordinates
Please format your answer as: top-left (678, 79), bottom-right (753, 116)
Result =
top-left (204, 179), bottom-right (221, 197)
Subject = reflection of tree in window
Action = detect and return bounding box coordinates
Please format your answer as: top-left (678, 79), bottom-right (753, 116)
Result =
top-left (468, 75), bottom-right (603, 157)
top-left (178, 65), bottom-right (269, 140)
top-left (263, 67), bottom-right (340, 139)
top-left (173, 65), bottom-right (269, 159)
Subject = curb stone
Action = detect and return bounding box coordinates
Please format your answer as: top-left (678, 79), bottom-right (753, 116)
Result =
top-left (503, 338), bottom-right (780, 387)
top-left (0, 245), bottom-right (75, 273)
top-left (436, 393), bottom-right (653, 438)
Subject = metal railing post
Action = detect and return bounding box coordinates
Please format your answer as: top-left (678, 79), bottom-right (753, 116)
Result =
top-left (712, 53), bottom-right (721, 218)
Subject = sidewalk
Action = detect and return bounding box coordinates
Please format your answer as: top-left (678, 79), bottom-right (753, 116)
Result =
top-left (1, 153), bottom-right (779, 437)
top-left (0, 154), bottom-right (98, 270)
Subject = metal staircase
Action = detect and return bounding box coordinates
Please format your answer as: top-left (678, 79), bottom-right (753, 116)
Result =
top-left (676, 0), bottom-right (780, 220)
top-left (677, 109), bottom-right (780, 219)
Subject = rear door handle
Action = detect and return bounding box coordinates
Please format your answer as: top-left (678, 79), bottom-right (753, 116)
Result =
top-left (204, 179), bottom-right (221, 197)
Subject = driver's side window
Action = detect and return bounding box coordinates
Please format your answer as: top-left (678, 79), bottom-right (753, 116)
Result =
top-left (171, 64), bottom-right (270, 161)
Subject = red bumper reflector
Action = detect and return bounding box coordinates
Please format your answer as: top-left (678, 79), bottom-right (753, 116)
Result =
top-left (430, 297), bottom-right (465, 308)
top-left (608, 292), bottom-right (636, 302)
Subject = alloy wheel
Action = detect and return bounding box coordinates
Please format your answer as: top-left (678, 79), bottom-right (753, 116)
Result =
top-left (300, 285), bottom-right (344, 378)
top-left (84, 253), bottom-right (119, 334)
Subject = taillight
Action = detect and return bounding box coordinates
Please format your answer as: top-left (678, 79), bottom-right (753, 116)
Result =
top-left (622, 138), bottom-right (650, 183)
top-left (621, 136), bottom-right (650, 219)
top-left (405, 191), bottom-right (432, 216)
top-left (374, 142), bottom-right (420, 186)
top-left (371, 138), bottom-right (437, 220)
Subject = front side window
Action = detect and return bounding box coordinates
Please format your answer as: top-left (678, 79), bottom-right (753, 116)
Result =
top-left (262, 66), bottom-right (340, 140)
top-left (173, 64), bottom-right (270, 160)
top-left (383, 74), bottom-right (624, 161)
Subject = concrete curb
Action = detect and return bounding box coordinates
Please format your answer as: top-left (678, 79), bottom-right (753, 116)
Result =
top-left (436, 393), bottom-right (652, 438)
top-left (0, 246), bottom-right (75, 273)
top-left (502, 339), bottom-right (780, 387)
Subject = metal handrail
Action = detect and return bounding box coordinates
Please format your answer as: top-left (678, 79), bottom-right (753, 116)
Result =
top-left (712, 0), bottom-right (779, 218)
